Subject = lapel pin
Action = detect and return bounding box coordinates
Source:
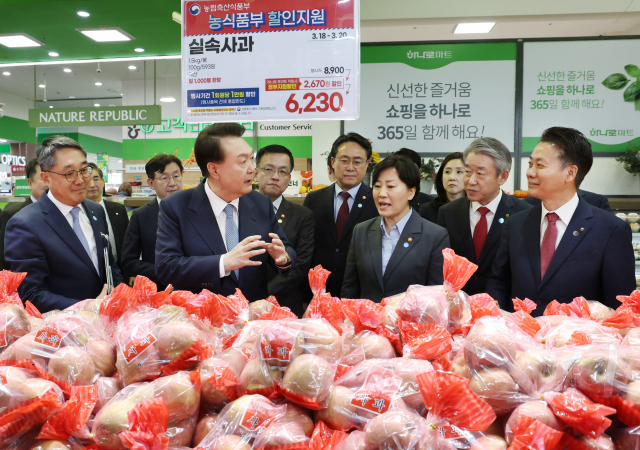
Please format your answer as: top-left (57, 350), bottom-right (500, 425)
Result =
top-left (499, 218), bottom-right (505, 224)
top-left (408, 237), bottom-right (413, 242)
top-left (506, 214), bottom-right (510, 217)
top-left (362, 196), bottom-right (366, 199)
top-left (278, 219), bottom-right (283, 223)
top-left (573, 231), bottom-right (579, 236)
top-left (281, 214), bottom-right (285, 218)
top-left (403, 242), bottom-right (409, 248)
top-left (92, 216), bottom-right (97, 221)
top-left (116, 213), bottom-right (119, 215)
top-left (580, 227), bottom-right (584, 231)
top-left (358, 203), bottom-right (362, 208)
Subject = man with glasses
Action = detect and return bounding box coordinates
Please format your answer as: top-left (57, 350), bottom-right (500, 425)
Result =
top-left (121, 154), bottom-right (183, 287)
top-left (303, 133), bottom-right (378, 297)
top-left (255, 145), bottom-right (314, 317)
top-left (4, 136), bottom-right (123, 312)
top-left (86, 163), bottom-right (129, 266)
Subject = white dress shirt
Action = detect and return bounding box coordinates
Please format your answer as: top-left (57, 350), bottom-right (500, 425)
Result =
top-left (540, 193), bottom-right (580, 249)
top-left (334, 183), bottom-right (361, 221)
top-left (470, 190), bottom-right (503, 238)
top-left (204, 181), bottom-right (240, 278)
top-left (272, 195), bottom-right (283, 213)
top-left (381, 209), bottom-right (412, 275)
top-left (47, 190), bottom-right (99, 272)
top-left (98, 199), bottom-right (117, 260)
top-left (30, 195), bottom-right (37, 203)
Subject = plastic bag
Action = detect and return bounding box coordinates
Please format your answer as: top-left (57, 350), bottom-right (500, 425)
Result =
top-left (0, 304), bottom-right (31, 353)
top-left (363, 408), bottom-right (429, 450)
top-left (38, 385), bottom-right (97, 440)
top-left (508, 347), bottom-right (566, 397)
top-left (253, 421), bottom-right (309, 450)
top-left (543, 389), bottom-right (616, 439)
top-left (309, 265), bottom-right (331, 295)
top-left (200, 356), bottom-right (241, 410)
top-left (539, 317), bottom-right (621, 349)
top-left (0, 388), bottom-right (63, 446)
top-left (396, 285), bottom-right (449, 328)
top-left (396, 320), bottom-right (451, 361)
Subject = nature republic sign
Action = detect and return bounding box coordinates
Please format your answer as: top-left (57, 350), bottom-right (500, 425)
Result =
top-left (29, 105), bottom-right (162, 127)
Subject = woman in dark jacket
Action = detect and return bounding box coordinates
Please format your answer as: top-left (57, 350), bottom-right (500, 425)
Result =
top-left (418, 152), bottom-right (466, 223)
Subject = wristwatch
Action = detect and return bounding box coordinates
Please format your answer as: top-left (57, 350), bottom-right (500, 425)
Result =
top-left (276, 252), bottom-right (292, 269)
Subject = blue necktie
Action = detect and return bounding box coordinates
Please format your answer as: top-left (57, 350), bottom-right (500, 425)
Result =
top-left (70, 206), bottom-right (92, 262)
top-left (224, 204), bottom-right (239, 279)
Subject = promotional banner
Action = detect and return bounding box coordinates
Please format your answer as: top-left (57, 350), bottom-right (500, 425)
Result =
top-left (523, 40), bottom-right (640, 153)
top-left (181, 0), bottom-right (360, 122)
top-left (97, 154), bottom-right (109, 183)
top-left (345, 42), bottom-right (517, 154)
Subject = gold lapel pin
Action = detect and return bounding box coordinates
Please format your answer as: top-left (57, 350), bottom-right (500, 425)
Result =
top-left (278, 219), bottom-right (283, 223)
top-left (506, 214), bottom-right (510, 217)
top-left (408, 237), bottom-right (413, 242)
top-left (580, 227), bottom-right (584, 231)
top-left (281, 214), bottom-right (285, 218)
top-left (362, 196), bottom-right (366, 199)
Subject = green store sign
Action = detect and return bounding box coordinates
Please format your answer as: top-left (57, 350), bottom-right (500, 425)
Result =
top-left (29, 105), bottom-right (162, 127)
top-left (14, 179), bottom-right (30, 197)
top-left (129, 118), bottom-right (253, 136)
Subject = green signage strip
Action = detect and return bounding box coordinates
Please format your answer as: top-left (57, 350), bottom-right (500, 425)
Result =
top-left (14, 179), bottom-right (30, 198)
top-left (29, 105), bottom-right (162, 127)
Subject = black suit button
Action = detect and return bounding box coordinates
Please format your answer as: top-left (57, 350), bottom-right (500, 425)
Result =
top-left (335, 249), bottom-right (339, 253)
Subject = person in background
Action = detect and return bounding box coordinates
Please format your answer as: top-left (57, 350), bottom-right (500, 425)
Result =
top-left (121, 154), bottom-right (183, 287)
top-left (104, 188), bottom-right (117, 197)
top-left (303, 133), bottom-right (379, 297)
top-left (4, 136), bottom-right (123, 312)
top-left (255, 145), bottom-right (314, 316)
top-left (0, 158), bottom-right (47, 269)
top-left (86, 163), bottom-right (129, 266)
top-left (394, 148), bottom-right (435, 211)
top-left (523, 187), bottom-right (613, 213)
top-left (113, 182), bottom-right (132, 197)
top-left (437, 139), bottom-right (532, 296)
top-left (341, 155), bottom-right (449, 302)
top-left (418, 152), bottom-right (466, 223)
top-left (486, 127), bottom-right (635, 313)
top-left (155, 123), bottom-right (296, 298)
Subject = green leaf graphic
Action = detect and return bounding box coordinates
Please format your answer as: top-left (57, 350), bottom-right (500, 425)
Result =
top-left (602, 73), bottom-right (630, 90)
top-left (623, 81), bottom-right (640, 102)
top-left (625, 64), bottom-right (640, 78)
top-left (636, 95), bottom-right (640, 111)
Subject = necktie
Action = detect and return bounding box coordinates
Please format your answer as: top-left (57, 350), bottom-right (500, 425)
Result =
top-left (473, 206), bottom-right (490, 260)
top-left (273, 204), bottom-right (278, 214)
top-left (224, 204), bottom-right (240, 279)
top-left (540, 212), bottom-right (559, 280)
top-left (70, 206), bottom-right (92, 261)
top-left (335, 191), bottom-right (351, 238)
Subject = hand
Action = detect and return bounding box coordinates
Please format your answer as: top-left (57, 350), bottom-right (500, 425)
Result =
top-left (97, 284), bottom-right (109, 300)
top-left (224, 235), bottom-right (266, 272)
top-left (266, 233), bottom-right (288, 266)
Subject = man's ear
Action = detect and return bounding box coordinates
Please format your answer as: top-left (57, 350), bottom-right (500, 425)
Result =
top-left (566, 165), bottom-right (578, 184)
top-left (40, 171), bottom-right (51, 187)
top-left (146, 178), bottom-right (154, 189)
top-left (207, 162), bottom-right (220, 180)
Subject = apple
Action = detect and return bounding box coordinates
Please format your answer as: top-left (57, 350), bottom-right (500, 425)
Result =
top-left (218, 348), bottom-right (250, 375)
top-left (336, 430), bottom-right (366, 450)
top-left (238, 357), bottom-right (282, 392)
top-left (587, 302), bottom-right (614, 323)
top-left (282, 354), bottom-right (334, 406)
top-left (398, 287), bottom-right (449, 327)
top-left (350, 332), bottom-right (396, 360)
top-left (193, 414), bottom-right (218, 447)
top-left (569, 351), bottom-right (629, 397)
top-left (28, 441), bottom-right (72, 450)
top-left (577, 434), bottom-right (615, 450)
top-left (364, 409), bottom-right (427, 450)
top-left (450, 353), bottom-right (471, 380)
top-left (93, 377), bottom-right (124, 415)
top-left (315, 385), bottom-right (363, 430)
top-left (301, 320), bottom-right (342, 362)
top-left (116, 344), bottom-right (163, 385)
top-left (209, 434), bottom-right (252, 450)
top-left (154, 372), bottom-right (200, 421)
top-left (220, 395), bottom-right (284, 438)
top-left (167, 415), bottom-right (197, 447)
top-left (509, 348), bottom-right (564, 396)
top-left (0, 304), bottom-right (31, 348)
top-left (625, 328), bottom-right (640, 346)
top-left (254, 422), bottom-right (308, 448)
top-left (157, 321), bottom-right (203, 361)
top-left (464, 320), bottom-right (517, 370)
top-left (276, 403), bottom-right (315, 437)
top-left (260, 322), bottom-right (305, 367)
top-left (3, 333), bottom-right (46, 367)
top-left (153, 305), bottom-right (186, 326)
top-left (86, 340), bottom-right (117, 377)
top-left (468, 368), bottom-right (524, 414)
top-left (201, 357), bottom-right (239, 407)
top-left (249, 300), bottom-right (273, 320)
top-left (505, 401), bottom-right (565, 444)
top-left (391, 359), bottom-right (434, 409)
top-left (47, 346), bottom-right (97, 386)
top-left (469, 436), bottom-right (508, 450)
top-left (92, 399), bottom-right (137, 450)
top-left (622, 380), bottom-right (640, 404)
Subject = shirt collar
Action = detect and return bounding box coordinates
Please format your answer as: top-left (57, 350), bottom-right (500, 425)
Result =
top-left (205, 180), bottom-right (240, 216)
top-left (99, 199), bottom-right (106, 209)
top-left (471, 189), bottom-right (503, 215)
top-left (541, 192), bottom-right (580, 225)
top-left (272, 196), bottom-right (283, 211)
top-left (47, 190), bottom-right (78, 217)
top-left (30, 195), bottom-right (36, 203)
top-left (335, 182), bottom-right (362, 200)
top-left (157, 197), bottom-right (161, 205)
top-left (380, 208), bottom-right (413, 236)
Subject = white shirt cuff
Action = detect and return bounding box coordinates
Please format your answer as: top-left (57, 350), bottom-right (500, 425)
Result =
top-left (219, 255), bottom-right (231, 278)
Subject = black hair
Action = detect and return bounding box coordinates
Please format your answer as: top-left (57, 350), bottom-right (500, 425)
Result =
top-left (327, 151), bottom-right (334, 173)
top-left (26, 158), bottom-right (39, 181)
top-left (330, 132), bottom-right (372, 161)
top-left (395, 148), bottom-right (422, 168)
top-left (256, 145), bottom-right (294, 172)
top-left (145, 154), bottom-right (184, 180)
top-left (372, 154), bottom-right (421, 191)
top-left (195, 123), bottom-right (246, 177)
top-left (539, 127), bottom-right (593, 188)
top-left (433, 152), bottom-right (465, 211)
top-left (87, 162), bottom-right (103, 179)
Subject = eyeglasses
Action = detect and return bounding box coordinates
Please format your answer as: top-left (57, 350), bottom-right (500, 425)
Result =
top-left (257, 166), bottom-right (290, 177)
top-left (44, 166), bottom-right (92, 182)
top-left (336, 158), bottom-right (367, 169)
top-left (154, 174), bottom-right (183, 183)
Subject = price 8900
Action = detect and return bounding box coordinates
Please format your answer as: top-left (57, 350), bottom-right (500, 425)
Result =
top-left (286, 92), bottom-right (344, 114)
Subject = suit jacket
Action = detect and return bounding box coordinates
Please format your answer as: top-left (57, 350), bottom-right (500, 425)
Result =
top-left (341, 212), bottom-right (449, 302)
top-left (437, 193), bottom-right (532, 296)
top-left (267, 198), bottom-right (314, 317)
top-left (102, 200), bottom-right (129, 265)
top-left (121, 198), bottom-right (161, 287)
top-left (0, 198), bottom-right (32, 270)
top-left (524, 189), bottom-right (613, 213)
top-left (485, 199), bottom-right (635, 314)
top-left (4, 191), bottom-right (124, 313)
top-left (303, 183), bottom-right (379, 297)
top-left (155, 184), bottom-right (297, 299)
top-left (418, 200), bottom-right (438, 224)
top-left (410, 192), bottom-right (434, 212)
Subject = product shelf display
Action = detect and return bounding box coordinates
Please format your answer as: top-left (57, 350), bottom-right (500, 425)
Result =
top-left (1, 249), bottom-right (640, 450)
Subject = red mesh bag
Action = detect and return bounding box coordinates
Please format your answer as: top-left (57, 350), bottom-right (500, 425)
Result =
top-left (513, 298), bottom-right (536, 314)
top-left (461, 294), bottom-right (501, 336)
top-left (602, 305), bottom-right (640, 329)
top-left (506, 310), bottom-right (541, 338)
top-left (543, 389), bottom-right (615, 439)
top-left (342, 299), bottom-right (384, 334)
top-left (507, 415), bottom-right (564, 450)
top-left (0, 271), bottom-right (27, 307)
top-left (396, 320), bottom-right (451, 361)
top-left (37, 385), bottom-right (98, 440)
top-left (544, 298), bottom-right (592, 319)
top-left (442, 249), bottom-right (478, 293)
top-left (99, 283), bottom-right (139, 333)
top-left (616, 290), bottom-right (640, 313)
top-left (118, 398), bottom-right (170, 450)
top-left (309, 265), bottom-right (331, 295)
top-left (24, 301), bottom-right (43, 319)
top-left (306, 293), bottom-right (343, 335)
top-left (0, 388), bottom-right (63, 442)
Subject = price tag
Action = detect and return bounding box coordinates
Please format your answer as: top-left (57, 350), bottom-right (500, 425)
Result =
top-left (34, 326), bottom-right (64, 350)
top-left (181, 0), bottom-right (360, 122)
top-left (260, 323), bottom-right (301, 363)
top-left (240, 407), bottom-right (274, 431)
top-left (122, 333), bottom-right (157, 363)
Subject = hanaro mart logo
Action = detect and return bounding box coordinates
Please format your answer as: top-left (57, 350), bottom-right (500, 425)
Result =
top-left (189, 3), bottom-right (201, 15)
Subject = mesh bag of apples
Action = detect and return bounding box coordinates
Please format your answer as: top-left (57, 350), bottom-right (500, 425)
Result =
top-left (5, 250), bottom-right (640, 450)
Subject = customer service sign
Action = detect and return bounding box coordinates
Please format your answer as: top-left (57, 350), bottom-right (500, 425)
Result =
top-left (181, 0), bottom-right (360, 122)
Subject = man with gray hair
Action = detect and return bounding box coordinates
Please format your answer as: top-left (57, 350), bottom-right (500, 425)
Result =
top-left (437, 137), bottom-right (531, 295)
top-left (4, 135), bottom-right (123, 312)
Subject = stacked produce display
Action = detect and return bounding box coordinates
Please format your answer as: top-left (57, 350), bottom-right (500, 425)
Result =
top-left (4, 249), bottom-right (640, 449)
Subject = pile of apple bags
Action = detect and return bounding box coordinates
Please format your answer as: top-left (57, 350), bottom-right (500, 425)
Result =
top-left (2, 248), bottom-right (640, 450)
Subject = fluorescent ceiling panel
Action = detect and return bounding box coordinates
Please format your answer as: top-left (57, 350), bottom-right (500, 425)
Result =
top-left (453, 22), bottom-right (495, 34)
top-left (78, 28), bottom-right (134, 42)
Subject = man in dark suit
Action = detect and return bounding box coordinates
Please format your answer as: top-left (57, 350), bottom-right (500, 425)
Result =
top-left (0, 158), bottom-right (47, 270)
top-left (155, 123), bottom-right (296, 299)
top-left (304, 133), bottom-right (379, 297)
top-left (437, 138), bottom-right (532, 295)
top-left (395, 148), bottom-right (435, 211)
top-left (86, 163), bottom-right (128, 265)
top-left (486, 127), bottom-right (635, 314)
top-left (255, 145), bottom-right (314, 316)
top-left (5, 136), bottom-right (124, 312)
top-left (523, 189), bottom-right (613, 213)
top-left (121, 154), bottom-right (183, 287)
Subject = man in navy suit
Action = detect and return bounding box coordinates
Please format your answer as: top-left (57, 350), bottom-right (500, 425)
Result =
top-left (155, 123), bottom-right (296, 298)
top-left (486, 127), bottom-right (635, 314)
top-left (5, 136), bottom-right (124, 312)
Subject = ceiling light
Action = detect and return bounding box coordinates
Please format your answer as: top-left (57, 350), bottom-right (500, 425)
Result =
top-left (453, 22), bottom-right (495, 34)
top-left (38, 84), bottom-right (45, 88)
top-left (94, 103), bottom-right (100, 107)
top-left (160, 96), bottom-right (176, 103)
top-left (49, 105), bottom-right (53, 108)
top-left (95, 81), bottom-right (102, 86)
top-left (134, 48), bottom-right (144, 53)
top-left (48, 52), bottom-right (59, 57)
top-left (0, 33), bottom-right (44, 48)
top-left (128, 65), bottom-right (136, 70)
top-left (0, 54), bottom-right (181, 68)
top-left (63, 68), bottom-right (72, 73)
top-left (120, 93), bottom-right (123, 96)
top-left (77, 11), bottom-right (90, 17)
top-left (69, 96), bottom-right (75, 98)
top-left (78, 28), bottom-right (133, 42)
top-left (2, 72), bottom-right (9, 76)
top-left (172, 12), bottom-right (182, 24)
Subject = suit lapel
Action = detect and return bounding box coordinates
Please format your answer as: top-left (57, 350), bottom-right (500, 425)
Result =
top-left (338, 184), bottom-right (370, 244)
top-left (323, 185), bottom-right (339, 244)
top-left (276, 198), bottom-right (293, 233)
top-left (478, 193), bottom-right (511, 265)
top-left (368, 217), bottom-right (384, 292)
top-left (454, 198), bottom-right (476, 263)
top-left (187, 184), bottom-right (228, 257)
top-left (82, 201), bottom-right (105, 278)
top-left (524, 205), bottom-right (543, 287)
top-left (383, 212), bottom-right (422, 284)
top-left (539, 199), bottom-right (593, 289)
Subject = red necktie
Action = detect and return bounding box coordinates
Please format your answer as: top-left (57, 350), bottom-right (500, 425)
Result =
top-left (473, 207), bottom-right (490, 260)
top-left (336, 191), bottom-right (351, 238)
top-left (540, 212), bottom-right (559, 280)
